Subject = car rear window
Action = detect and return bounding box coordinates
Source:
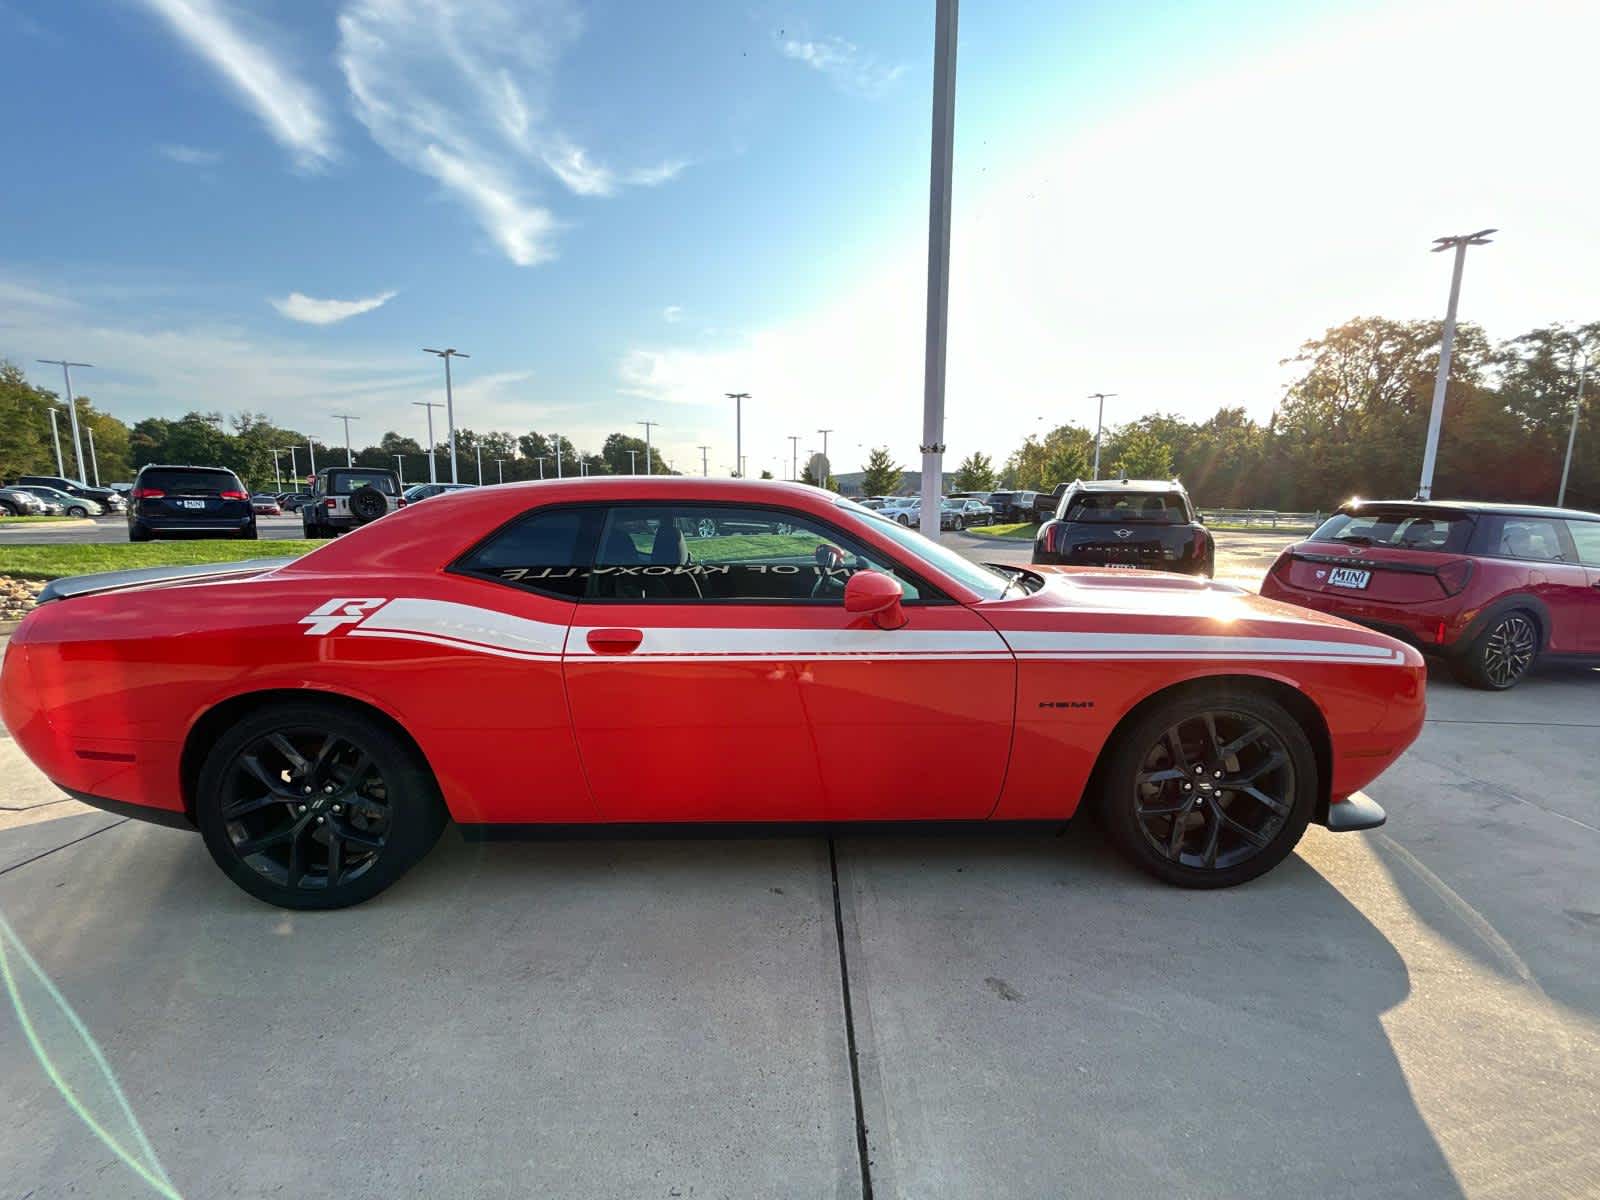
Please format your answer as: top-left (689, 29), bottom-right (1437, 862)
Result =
top-left (138, 468), bottom-right (243, 494)
top-left (1064, 491), bottom-right (1188, 523)
top-left (328, 470), bottom-right (400, 495)
top-left (1310, 508), bottom-right (1474, 552)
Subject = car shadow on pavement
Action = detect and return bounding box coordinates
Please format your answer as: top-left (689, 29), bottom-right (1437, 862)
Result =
top-left (830, 823), bottom-right (1465, 1200)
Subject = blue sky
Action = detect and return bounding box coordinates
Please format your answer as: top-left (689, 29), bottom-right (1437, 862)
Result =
top-left (3, 0), bottom-right (1596, 478)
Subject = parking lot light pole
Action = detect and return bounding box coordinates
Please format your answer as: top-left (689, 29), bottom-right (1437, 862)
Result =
top-left (271, 449), bottom-right (285, 490)
top-left (1559, 347), bottom-right (1591, 507)
top-left (1087, 393), bottom-right (1117, 479)
top-left (332, 414), bottom-right (359, 466)
top-left (412, 401), bottom-right (442, 484)
top-left (422, 347), bottom-right (468, 483)
top-left (628, 449), bottom-right (638, 474)
top-left (475, 443), bottom-right (484, 484)
top-left (1418, 229), bottom-right (1495, 500)
top-left (698, 445), bottom-right (710, 477)
top-left (725, 393), bottom-right (749, 476)
top-left (919, 0), bottom-right (958, 538)
top-left (308, 438), bottom-right (317, 475)
top-left (533, 455), bottom-right (548, 479)
top-left (787, 436), bottom-right (800, 480)
top-left (86, 427), bottom-right (101, 487)
top-left (554, 436), bottom-right (563, 478)
top-left (38, 359), bottom-right (92, 483)
top-left (494, 457), bottom-right (508, 484)
top-left (46, 409), bottom-right (65, 475)
top-left (285, 445), bottom-right (298, 483)
top-left (637, 420), bottom-right (657, 474)
top-left (394, 455), bottom-right (405, 486)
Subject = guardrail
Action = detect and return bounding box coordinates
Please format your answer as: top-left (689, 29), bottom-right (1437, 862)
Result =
top-left (1200, 509), bottom-right (1324, 530)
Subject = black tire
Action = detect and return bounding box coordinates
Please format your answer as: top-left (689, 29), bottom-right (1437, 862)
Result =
top-left (1097, 688), bottom-right (1316, 889)
top-left (68, 504), bottom-right (89, 518)
top-left (129, 522), bottom-right (153, 543)
top-left (1451, 609), bottom-right (1538, 690)
top-left (240, 525), bottom-right (259, 540)
top-left (195, 702), bottom-right (449, 910)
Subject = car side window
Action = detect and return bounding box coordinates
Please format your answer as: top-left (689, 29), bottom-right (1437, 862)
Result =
top-left (454, 508), bottom-right (596, 599)
top-left (1566, 520), bottom-right (1600, 567)
top-left (588, 505), bottom-right (923, 604)
top-left (1494, 517), bottom-right (1568, 562)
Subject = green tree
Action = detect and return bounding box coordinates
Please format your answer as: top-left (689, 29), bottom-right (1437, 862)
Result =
top-left (759, 468), bottom-right (774, 479)
top-left (952, 451), bottom-right (996, 491)
top-left (1107, 427), bottom-right (1174, 479)
top-left (800, 461), bottom-right (838, 490)
top-left (859, 446), bottom-right (903, 495)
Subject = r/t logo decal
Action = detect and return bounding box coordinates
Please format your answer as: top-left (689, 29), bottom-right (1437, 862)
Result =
top-left (300, 598), bottom-right (388, 636)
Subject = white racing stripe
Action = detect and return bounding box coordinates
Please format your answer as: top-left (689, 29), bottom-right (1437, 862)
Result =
top-left (1003, 630), bottom-right (1406, 665)
top-left (350, 598), bottom-right (567, 658)
top-left (565, 624), bottom-right (1010, 660)
top-left (324, 597), bottom-right (1405, 667)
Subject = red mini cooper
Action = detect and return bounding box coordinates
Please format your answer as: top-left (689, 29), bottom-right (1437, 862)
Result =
top-left (1261, 499), bottom-right (1600, 690)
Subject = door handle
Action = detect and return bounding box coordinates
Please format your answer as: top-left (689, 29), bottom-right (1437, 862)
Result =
top-left (586, 627), bottom-right (644, 655)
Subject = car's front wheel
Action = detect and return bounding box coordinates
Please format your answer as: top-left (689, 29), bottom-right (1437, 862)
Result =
top-left (1097, 689), bottom-right (1316, 888)
top-left (196, 702), bottom-right (449, 909)
top-left (1452, 610), bottom-right (1538, 690)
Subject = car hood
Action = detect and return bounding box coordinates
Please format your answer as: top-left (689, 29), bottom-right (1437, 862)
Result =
top-left (980, 564), bottom-right (1420, 663)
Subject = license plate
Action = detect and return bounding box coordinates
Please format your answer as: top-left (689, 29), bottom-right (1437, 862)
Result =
top-left (181, 500), bottom-right (205, 509)
top-left (1327, 567), bottom-right (1370, 589)
top-left (1100, 563), bottom-right (1140, 570)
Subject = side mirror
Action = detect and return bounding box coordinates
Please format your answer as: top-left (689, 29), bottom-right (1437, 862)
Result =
top-left (844, 570), bottom-right (907, 629)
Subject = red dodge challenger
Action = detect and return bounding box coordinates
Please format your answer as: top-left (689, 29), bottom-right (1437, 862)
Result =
top-left (0, 479), bottom-right (1426, 908)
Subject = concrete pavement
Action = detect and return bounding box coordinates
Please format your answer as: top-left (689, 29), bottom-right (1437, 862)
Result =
top-left (2, 537), bottom-right (1597, 1198)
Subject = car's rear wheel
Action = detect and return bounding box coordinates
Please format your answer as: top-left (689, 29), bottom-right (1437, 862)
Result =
top-left (129, 522), bottom-right (153, 542)
top-left (1097, 690), bottom-right (1316, 888)
top-left (239, 525), bottom-right (259, 540)
top-left (196, 703), bottom-right (449, 910)
top-left (1452, 610), bottom-right (1538, 690)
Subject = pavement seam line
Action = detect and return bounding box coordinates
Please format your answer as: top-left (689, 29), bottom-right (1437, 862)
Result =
top-left (0, 818), bottom-right (128, 877)
top-left (828, 837), bottom-right (874, 1200)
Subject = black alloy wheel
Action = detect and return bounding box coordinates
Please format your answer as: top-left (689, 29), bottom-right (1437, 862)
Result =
top-left (197, 704), bottom-right (447, 909)
top-left (1454, 611), bottom-right (1538, 690)
top-left (1098, 691), bottom-right (1315, 888)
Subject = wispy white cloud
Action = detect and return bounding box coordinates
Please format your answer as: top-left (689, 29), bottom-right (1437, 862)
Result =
top-left (778, 35), bottom-right (906, 98)
top-left (157, 143), bottom-right (223, 166)
top-left (662, 305), bottom-right (684, 323)
top-left (336, 0), bottom-right (685, 264)
top-left (135, 0), bottom-right (334, 168)
top-left (270, 289), bottom-right (398, 325)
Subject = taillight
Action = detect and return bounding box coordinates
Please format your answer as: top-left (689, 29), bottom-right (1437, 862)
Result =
top-left (220, 490), bottom-right (248, 500)
top-left (1192, 529), bottom-right (1208, 559)
top-left (1432, 618), bottom-right (1449, 645)
top-left (1268, 550), bottom-right (1293, 580)
top-left (130, 487), bottom-right (164, 499)
top-left (1435, 559), bottom-right (1474, 596)
top-left (324, 498), bottom-right (337, 508)
top-left (397, 498), bottom-right (407, 507)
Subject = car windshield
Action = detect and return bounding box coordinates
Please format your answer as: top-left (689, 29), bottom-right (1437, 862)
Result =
top-left (1064, 492), bottom-right (1188, 522)
top-left (1311, 508), bottom-right (1475, 552)
top-left (328, 470), bottom-right (399, 495)
top-left (138, 469), bottom-right (241, 494)
top-left (833, 497), bottom-right (1012, 598)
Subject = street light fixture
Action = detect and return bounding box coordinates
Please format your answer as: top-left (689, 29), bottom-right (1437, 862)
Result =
top-left (725, 393), bottom-right (750, 476)
top-left (1417, 229), bottom-right (1496, 500)
top-left (38, 359), bottom-right (92, 483)
top-left (331, 413), bottom-right (359, 466)
top-left (422, 347), bottom-right (469, 483)
top-left (533, 455), bottom-right (549, 480)
top-left (412, 400), bottom-right (443, 484)
top-left (1559, 343), bottom-right (1592, 507)
top-left (918, 0), bottom-right (959, 537)
top-left (1087, 393), bottom-right (1117, 479)
top-left (637, 420), bottom-right (658, 475)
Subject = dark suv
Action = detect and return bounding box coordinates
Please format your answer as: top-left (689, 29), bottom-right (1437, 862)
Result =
top-left (128, 465), bottom-right (256, 541)
top-left (302, 466), bottom-right (405, 537)
top-left (14, 474), bottom-right (125, 514)
top-left (1032, 478), bottom-right (1214, 576)
top-left (1261, 499), bottom-right (1600, 689)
